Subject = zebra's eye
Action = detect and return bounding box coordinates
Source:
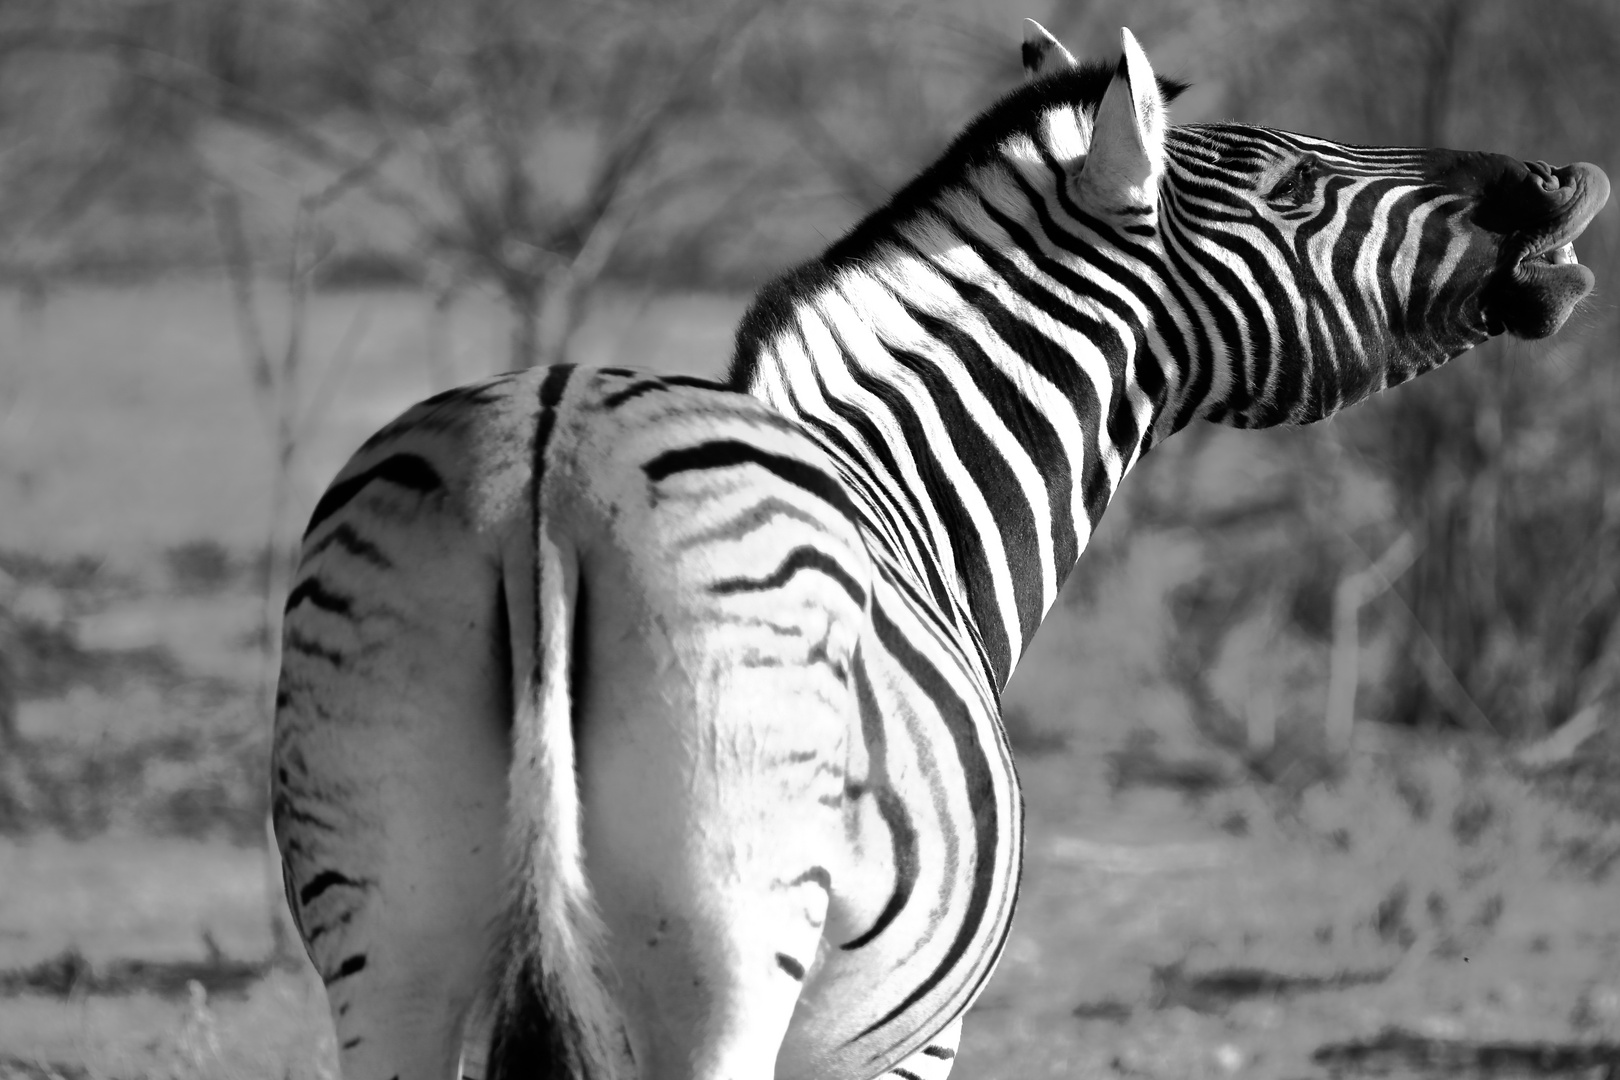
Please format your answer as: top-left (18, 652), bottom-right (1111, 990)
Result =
top-left (1267, 155), bottom-right (1320, 205)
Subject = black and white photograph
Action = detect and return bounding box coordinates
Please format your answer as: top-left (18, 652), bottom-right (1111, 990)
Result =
top-left (0, 1), bottom-right (1617, 1077)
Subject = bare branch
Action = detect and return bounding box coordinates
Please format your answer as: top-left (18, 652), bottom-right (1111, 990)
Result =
top-left (210, 189), bottom-right (276, 421)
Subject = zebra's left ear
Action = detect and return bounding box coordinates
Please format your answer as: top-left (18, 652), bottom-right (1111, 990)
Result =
top-left (1076, 28), bottom-right (1167, 219)
top-left (1022, 19), bottom-right (1077, 80)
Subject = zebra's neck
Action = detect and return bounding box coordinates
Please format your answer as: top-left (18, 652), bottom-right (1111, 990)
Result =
top-left (731, 199), bottom-right (1184, 689)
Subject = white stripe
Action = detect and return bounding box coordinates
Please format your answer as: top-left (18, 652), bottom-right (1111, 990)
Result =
top-left (804, 286), bottom-right (971, 617)
top-left (772, 310), bottom-right (936, 583)
top-left (877, 246), bottom-right (1097, 582)
top-left (829, 268), bottom-right (1026, 670)
top-left (921, 191), bottom-right (1128, 497)
top-left (867, 254), bottom-right (1060, 618)
top-left (1305, 177), bottom-right (1373, 359)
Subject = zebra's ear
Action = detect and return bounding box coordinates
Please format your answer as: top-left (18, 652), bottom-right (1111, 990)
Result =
top-left (1022, 19), bottom-right (1077, 80)
top-left (1076, 27), bottom-right (1167, 219)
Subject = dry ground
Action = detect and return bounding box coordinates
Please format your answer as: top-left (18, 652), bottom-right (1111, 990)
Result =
top-left (1, 283), bottom-right (1617, 1079)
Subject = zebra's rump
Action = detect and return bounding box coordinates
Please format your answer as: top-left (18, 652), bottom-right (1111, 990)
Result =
top-left (534, 366), bottom-right (1021, 1075)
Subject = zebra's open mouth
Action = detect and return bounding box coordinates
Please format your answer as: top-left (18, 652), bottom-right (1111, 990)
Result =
top-left (1530, 242), bottom-right (1578, 266)
top-left (1513, 163), bottom-right (1607, 269)
top-left (1489, 161), bottom-right (1609, 339)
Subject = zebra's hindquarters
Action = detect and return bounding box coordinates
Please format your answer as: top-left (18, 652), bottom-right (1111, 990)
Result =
top-left (275, 364), bottom-right (963, 1079)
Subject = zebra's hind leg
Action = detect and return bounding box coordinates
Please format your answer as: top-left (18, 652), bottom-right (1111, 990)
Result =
top-left (274, 517), bottom-right (513, 1080)
top-left (280, 714), bottom-right (506, 1080)
top-left (574, 608), bottom-right (852, 1078)
top-left (280, 695), bottom-right (508, 1080)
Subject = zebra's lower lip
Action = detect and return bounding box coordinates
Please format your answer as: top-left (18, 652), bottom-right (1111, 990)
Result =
top-left (1493, 252), bottom-right (1597, 340)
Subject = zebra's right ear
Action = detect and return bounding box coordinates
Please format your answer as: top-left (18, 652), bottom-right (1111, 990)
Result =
top-left (1075, 27), bottom-right (1167, 220)
top-left (1022, 19), bottom-right (1077, 80)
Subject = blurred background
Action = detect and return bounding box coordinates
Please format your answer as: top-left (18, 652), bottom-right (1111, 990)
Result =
top-left (1, 0), bottom-right (1618, 1076)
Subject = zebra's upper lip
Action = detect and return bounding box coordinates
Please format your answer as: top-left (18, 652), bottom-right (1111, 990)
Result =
top-left (1486, 162), bottom-right (1609, 339)
top-left (1511, 162), bottom-right (1609, 263)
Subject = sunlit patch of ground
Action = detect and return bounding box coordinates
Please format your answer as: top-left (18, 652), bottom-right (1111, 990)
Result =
top-left (958, 748), bottom-right (1620, 1079)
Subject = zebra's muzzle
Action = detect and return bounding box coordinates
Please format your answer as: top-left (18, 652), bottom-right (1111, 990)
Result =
top-left (1487, 161), bottom-right (1609, 339)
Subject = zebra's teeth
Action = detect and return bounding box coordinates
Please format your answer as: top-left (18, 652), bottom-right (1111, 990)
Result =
top-left (1539, 243), bottom-right (1578, 266)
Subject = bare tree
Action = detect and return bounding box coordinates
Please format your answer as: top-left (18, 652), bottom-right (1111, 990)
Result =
top-left (741, 1), bottom-right (1006, 220)
top-left (1, 0), bottom-right (774, 368)
top-left (211, 158), bottom-right (380, 958)
top-left (284, 0), bottom-right (773, 368)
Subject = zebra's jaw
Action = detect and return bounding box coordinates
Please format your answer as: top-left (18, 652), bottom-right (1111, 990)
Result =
top-left (1488, 161), bottom-right (1609, 340)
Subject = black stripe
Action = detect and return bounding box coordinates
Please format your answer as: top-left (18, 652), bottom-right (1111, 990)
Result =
top-left (306, 522), bottom-right (392, 568)
top-left (892, 1070), bottom-right (923, 1080)
top-left (1168, 197), bottom-right (1280, 418)
top-left (915, 266), bottom-right (1103, 555)
top-left (644, 440), bottom-right (862, 528)
top-left (927, 226), bottom-right (1118, 541)
top-left (1156, 205), bottom-right (1257, 423)
top-left (658, 374), bottom-right (724, 390)
top-left (298, 869), bottom-right (365, 906)
top-left (304, 454), bottom-right (444, 537)
top-left (794, 335), bottom-right (957, 619)
top-left (776, 953), bottom-right (806, 980)
top-left (284, 577), bottom-right (354, 617)
top-left (352, 378), bottom-right (510, 455)
top-left (841, 347), bottom-right (1011, 681)
top-left (840, 647), bottom-right (919, 952)
top-left (529, 364), bottom-right (574, 700)
top-left (600, 373), bottom-right (725, 408)
top-left (1033, 142), bottom-right (1217, 442)
top-left (600, 379), bottom-right (666, 408)
top-left (327, 953), bottom-right (367, 984)
top-left (879, 324), bottom-right (1040, 641)
top-left (674, 495), bottom-right (830, 551)
top-left (902, 296), bottom-right (1067, 630)
top-left (921, 1045), bottom-right (956, 1059)
top-left (710, 545), bottom-right (867, 609)
top-left (786, 866), bottom-right (832, 889)
top-left (857, 604), bottom-right (998, 1038)
top-left (284, 630), bottom-right (344, 667)
top-left (877, 561), bottom-right (997, 694)
top-left (997, 160), bottom-right (1180, 412)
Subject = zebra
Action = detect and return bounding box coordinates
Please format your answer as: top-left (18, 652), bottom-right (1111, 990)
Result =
top-left (271, 21), bottom-right (1608, 1080)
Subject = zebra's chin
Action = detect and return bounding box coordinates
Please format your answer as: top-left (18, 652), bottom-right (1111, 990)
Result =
top-left (1487, 161), bottom-right (1609, 339)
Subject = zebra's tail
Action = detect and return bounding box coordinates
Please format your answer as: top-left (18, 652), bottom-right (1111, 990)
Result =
top-left (487, 528), bottom-right (622, 1080)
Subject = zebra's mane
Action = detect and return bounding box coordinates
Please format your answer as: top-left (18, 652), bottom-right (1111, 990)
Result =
top-left (728, 61), bottom-right (1191, 387)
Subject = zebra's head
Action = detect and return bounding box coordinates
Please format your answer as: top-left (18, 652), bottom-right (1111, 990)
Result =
top-left (1024, 22), bottom-right (1611, 427)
